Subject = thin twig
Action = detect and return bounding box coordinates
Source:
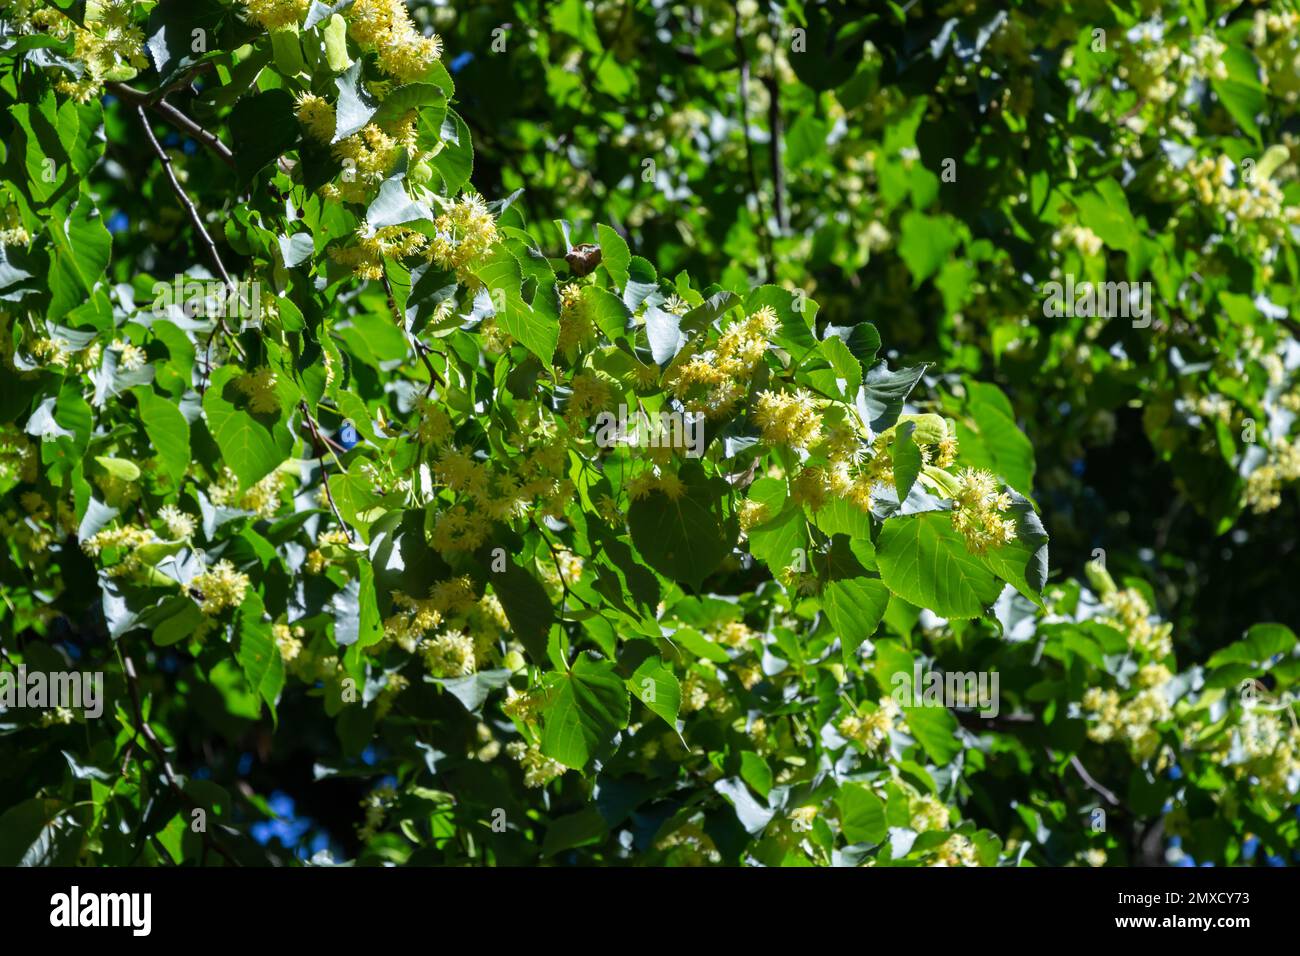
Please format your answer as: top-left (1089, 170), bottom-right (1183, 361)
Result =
top-left (109, 81), bottom-right (236, 168)
top-left (732, 2), bottom-right (774, 279)
top-left (299, 401), bottom-right (354, 542)
top-left (137, 105), bottom-right (234, 288)
top-left (120, 651), bottom-right (240, 866)
top-left (382, 271), bottom-right (444, 393)
top-left (136, 104), bottom-right (246, 391)
top-left (762, 74), bottom-right (786, 233)
top-left (1069, 754), bottom-right (1122, 807)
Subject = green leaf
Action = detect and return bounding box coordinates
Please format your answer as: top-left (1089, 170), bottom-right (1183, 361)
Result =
top-left (332, 60), bottom-right (377, 141)
top-left (540, 655), bottom-right (630, 770)
top-left (898, 211), bottom-right (959, 284)
top-left (491, 555), bottom-right (555, 664)
top-left (597, 223), bottom-right (630, 290)
top-left (859, 362), bottom-right (927, 431)
top-left (430, 109), bottom-right (473, 193)
top-left (902, 705), bottom-right (962, 763)
top-left (892, 421), bottom-right (922, 501)
top-left (957, 381), bottom-right (1035, 497)
top-left (237, 591), bottom-right (284, 720)
top-left (628, 656), bottom-right (681, 730)
top-left (47, 201), bottom-right (111, 319)
top-left (229, 89), bottom-right (299, 185)
top-left (201, 365), bottom-right (292, 489)
top-left (331, 557), bottom-right (383, 649)
top-left (876, 512), bottom-right (1003, 619)
top-left (838, 783), bottom-right (886, 844)
top-left (628, 460), bottom-right (736, 591)
top-left (476, 247), bottom-right (557, 369)
top-left (134, 386), bottom-right (191, 485)
top-left (94, 456), bottom-right (140, 482)
top-left (745, 284), bottom-right (816, 360)
top-left (327, 468), bottom-right (380, 526)
top-left (822, 577), bottom-right (890, 658)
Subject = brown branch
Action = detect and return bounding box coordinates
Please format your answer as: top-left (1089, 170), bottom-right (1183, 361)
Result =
top-left (382, 271), bottom-right (444, 394)
top-left (120, 652), bottom-right (240, 866)
top-left (762, 74), bottom-right (786, 233)
top-left (299, 401), bottom-right (354, 542)
top-left (108, 82), bottom-right (235, 168)
top-left (1069, 754), bottom-right (1121, 807)
top-left (732, 2), bottom-right (774, 280)
top-left (136, 105), bottom-right (235, 288)
top-left (135, 104), bottom-right (246, 391)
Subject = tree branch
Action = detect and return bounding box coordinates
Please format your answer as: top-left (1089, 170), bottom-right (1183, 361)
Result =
top-left (135, 104), bottom-right (246, 390)
top-left (299, 401), bottom-right (354, 542)
top-left (762, 74), bottom-right (786, 233)
top-left (732, 3), bottom-right (775, 280)
top-left (382, 271), bottom-right (444, 394)
top-left (120, 651), bottom-right (240, 866)
top-left (109, 82), bottom-right (235, 168)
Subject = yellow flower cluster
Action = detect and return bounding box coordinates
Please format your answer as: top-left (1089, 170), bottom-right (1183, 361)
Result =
top-left (1235, 706), bottom-right (1300, 798)
top-left (238, 0), bottom-right (310, 31)
top-left (157, 504), bottom-right (195, 540)
top-left (0, 202), bottom-right (30, 247)
top-left (557, 283), bottom-right (596, 359)
top-left (235, 367), bottom-right (281, 415)
top-left (382, 577), bottom-right (508, 678)
top-left (505, 740), bottom-right (566, 788)
top-left (668, 305), bottom-right (778, 417)
top-left (427, 194), bottom-right (499, 282)
top-left (714, 621), bottom-right (758, 648)
top-left (329, 222), bottom-right (427, 280)
top-left (949, 467), bottom-right (1017, 554)
top-left (326, 120), bottom-right (416, 205)
top-left (566, 371), bottom-right (613, 424)
top-left (273, 622), bottom-right (304, 663)
top-left (293, 92), bottom-right (336, 143)
top-left (931, 833), bottom-right (980, 867)
top-left (305, 529), bottom-right (352, 573)
top-left (421, 629), bottom-right (476, 677)
top-left (838, 697), bottom-right (902, 753)
top-left (191, 560), bottom-right (251, 615)
top-left (81, 523), bottom-right (155, 578)
top-left (910, 793), bottom-right (950, 832)
top-left (0, 426), bottom-right (37, 484)
top-left (47, 1), bottom-right (148, 103)
top-left (1051, 222), bottom-right (1103, 258)
top-left (1250, 9), bottom-right (1300, 103)
top-left (346, 0), bottom-right (443, 83)
top-left (209, 466), bottom-right (288, 519)
top-left (1100, 585), bottom-right (1174, 659)
top-left (656, 820), bottom-right (722, 865)
top-left (753, 388), bottom-right (823, 450)
top-left (1082, 678), bottom-right (1171, 761)
top-left (1244, 439), bottom-right (1300, 514)
top-left (414, 399), bottom-right (455, 444)
top-left (737, 498), bottom-right (770, 531)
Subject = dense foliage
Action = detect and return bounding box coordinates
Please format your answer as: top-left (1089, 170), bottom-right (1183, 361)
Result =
top-left (1, 0), bottom-right (1298, 867)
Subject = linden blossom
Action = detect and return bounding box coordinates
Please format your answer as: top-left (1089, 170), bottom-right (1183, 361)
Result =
top-left (591, 406), bottom-right (705, 458)
top-left (0, 666), bottom-right (104, 719)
